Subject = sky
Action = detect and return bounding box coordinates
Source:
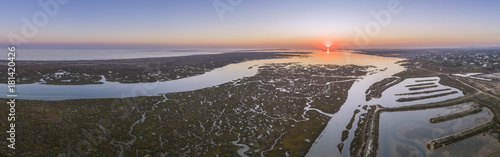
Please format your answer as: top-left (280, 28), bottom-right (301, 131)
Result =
top-left (1, 0), bottom-right (500, 49)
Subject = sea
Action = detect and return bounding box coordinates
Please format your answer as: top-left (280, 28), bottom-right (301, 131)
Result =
top-left (13, 48), bottom-right (293, 61)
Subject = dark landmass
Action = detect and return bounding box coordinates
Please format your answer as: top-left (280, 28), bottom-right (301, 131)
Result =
top-left (359, 48), bottom-right (500, 73)
top-left (405, 82), bottom-right (435, 87)
top-left (408, 85), bottom-right (439, 91)
top-left (365, 77), bottom-right (400, 101)
top-left (395, 88), bottom-right (452, 96)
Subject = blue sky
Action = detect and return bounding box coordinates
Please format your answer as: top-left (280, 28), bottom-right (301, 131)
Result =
top-left (1, 0), bottom-right (499, 49)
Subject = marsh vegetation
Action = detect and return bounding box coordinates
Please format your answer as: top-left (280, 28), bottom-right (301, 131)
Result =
top-left (0, 62), bottom-right (372, 156)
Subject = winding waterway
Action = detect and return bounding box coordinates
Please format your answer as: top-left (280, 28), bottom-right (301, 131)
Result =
top-left (1, 49), bottom-right (411, 156)
top-left (306, 53), bottom-right (404, 157)
top-left (0, 50), bottom-right (399, 101)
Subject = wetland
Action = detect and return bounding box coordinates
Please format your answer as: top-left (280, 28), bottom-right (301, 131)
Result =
top-left (2, 48), bottom-right (500, 156)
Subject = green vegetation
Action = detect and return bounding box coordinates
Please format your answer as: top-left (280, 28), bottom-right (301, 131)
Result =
top-left (0, 52), bottom-right (308, 84)
top-left (405, 82), bottom-right (435, 87)
top-left (346, 109), bottom-right (361, 130)
top-left (357, 105), bottom-right (382, 157)
top-left (439, 75), bottom-right (477, 95)
top-left (396, 91), bottom-right (458, 102)
top-left (408, 85), bottom-right (439, 91)
top-left (361, 48), bottom-right (500, 73)
top-left (395, 88), bottom-right (451, 96)
top-left (349, 106), bottom-right (374, 156)
top-left (429, 107), bottom-right (483, 123)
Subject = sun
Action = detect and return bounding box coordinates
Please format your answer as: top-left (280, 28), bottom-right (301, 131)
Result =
top-left (323, 41), bottom-right (332, 49)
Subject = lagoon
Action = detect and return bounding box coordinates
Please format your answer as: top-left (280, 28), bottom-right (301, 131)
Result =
top-left (1, 50), bottom-right (400, 101)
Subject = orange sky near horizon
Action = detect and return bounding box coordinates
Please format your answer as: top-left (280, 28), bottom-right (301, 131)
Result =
top-left (2, 1), bottom-right (499, 49)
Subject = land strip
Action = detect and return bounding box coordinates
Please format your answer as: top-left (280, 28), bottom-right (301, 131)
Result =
top-left (405, 82), bottom-right (435, 87)
top-left (429, 107), bottom-right (483, 123)
top-left (395, 88), bottom-right (451, 96)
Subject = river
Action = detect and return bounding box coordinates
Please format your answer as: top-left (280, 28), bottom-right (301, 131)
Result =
top-left (306, 53), bottom-right (404, 157)
top-left (1, 49), bottom-right (409, 156)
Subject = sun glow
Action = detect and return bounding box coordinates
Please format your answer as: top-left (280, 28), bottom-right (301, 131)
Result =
top-left (323, 41), bottom-right (332, 49)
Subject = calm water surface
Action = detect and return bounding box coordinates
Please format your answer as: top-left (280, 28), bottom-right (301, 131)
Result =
top-left (2, 49), bottom-right (397, 101)
top-left (15, 48), bottom-right (236, 61)
top-left (306, 52), bottom-right (404, 157)
top-left (379, 103), bottom-right (497, 157)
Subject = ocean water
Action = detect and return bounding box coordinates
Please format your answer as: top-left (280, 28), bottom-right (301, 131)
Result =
top-left (13, 48), bottom-right (287, 61)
